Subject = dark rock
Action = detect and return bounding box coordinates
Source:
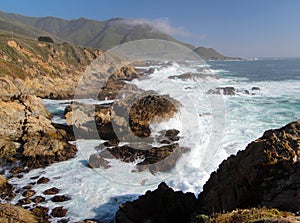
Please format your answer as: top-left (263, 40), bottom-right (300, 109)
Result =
top-left (22, 189), bottom-right (36, 198)
top-left (207, 87), bottom-right (236, 95)
top-left (32, 196), bottom-right (46, 204)
top-left (31, 206), bottom-right (50, 223)
top-left (51, 206), bottom-right (67, 217)
top-left (43, 187), bottom-right (60, 195)
top-left (22, 185), bottom-right (32, 190)
top-left (37, 177), bottom-right (50, 184)
top-left (107, 143), bottom-right (188, 173)
top-left (52, 195), bottom-right (71, 202)
top-left (10, 166), bottom-right (24, 174)
top-left (116, 182), bottom-right (198, 223)
top-left (198, 120), bottom-right (300, 213)
top-left (17, 198), bottom-right (32, 206)
top-left (252, 87), bottom-right (261, 91)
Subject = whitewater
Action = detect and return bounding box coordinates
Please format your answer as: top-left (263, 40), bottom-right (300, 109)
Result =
top-left (7, 58), bottom-right (300, 222)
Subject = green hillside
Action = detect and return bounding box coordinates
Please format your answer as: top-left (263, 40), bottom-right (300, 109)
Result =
top-left (0, 11), bottom-right (237, 60)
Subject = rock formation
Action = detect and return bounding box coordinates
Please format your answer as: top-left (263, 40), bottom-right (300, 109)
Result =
top-left (198, 120), bottom-right (300, 213)
top-left (116, 182), bottom-right (198, 223)
top-left (116, 120), bottom-right (300, 222)
top-left (0, 94), bottom-right (76, 169)
top-left (0, 203), bottom-right (38, 223)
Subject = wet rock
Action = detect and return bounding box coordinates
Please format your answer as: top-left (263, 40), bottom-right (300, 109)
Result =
top-left (43, 187), bottom-right (60, 195)
top-left (52, 195), bottom-right (71, 203)
top-left (51, 206), bottom-right (67, 217)
top-left (17, 198), bottom-right (32, 206)
top-left (88, 154), bottom-right (111, 169)
top-left (0, 175), bottom-right (15, 200)
top-left (116, 182), bottom-right (198, 223)
top-left (252, 87), bottom-right (261, 91)
top-left (10, 166), bottom-right (25, 175)
top-left (168, 72), bottom-right (217, 81)
top-left (37, 177), bottom-right (50, 184)
top-left (22, 185), bottom-right (32, 190)
top-left (31, 206), bottom-right (50, 223)
top-left (107, 143), bottom-right (188, 173)
top-left (32, 196), bottom-right (46, 204)
top-left (198, 120), bottom-right (300, 213)
top-left (22, 189), bottom-right (36, 198)
top-left (207, 87), bottom-right (236, 95)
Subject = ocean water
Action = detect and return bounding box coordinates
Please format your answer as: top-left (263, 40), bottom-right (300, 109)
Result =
top-left (6, 58), bottom-right (300, 222)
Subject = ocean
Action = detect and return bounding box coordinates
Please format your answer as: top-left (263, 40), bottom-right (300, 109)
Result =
top-left (7, 58), bottom-right (300, 222)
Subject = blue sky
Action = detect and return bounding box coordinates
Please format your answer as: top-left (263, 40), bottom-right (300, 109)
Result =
top-left (1, 0), bottom-right (300, 58)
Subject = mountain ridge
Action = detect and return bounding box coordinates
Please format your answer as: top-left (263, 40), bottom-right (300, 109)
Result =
top-left (0, 11), bottom-right (239, 60)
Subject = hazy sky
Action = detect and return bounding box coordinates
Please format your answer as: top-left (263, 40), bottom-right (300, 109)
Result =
top-left (1, 0), bottom-right (300, 58)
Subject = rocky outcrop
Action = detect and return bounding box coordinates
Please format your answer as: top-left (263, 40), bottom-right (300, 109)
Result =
top-left (0, 35), bottom-right (102, 100)
top-left (207, 86), bottom-right (260, 95)
top-left (116, 182), bottom-right (198, 223)
top-left (198, 120), bottom-right (300, 213)
top-left (0, 175), bottom-right (15, 201)
top-left (0, 94), bottom-right (76, 169)
top-left (0, 203), bottom-right (37, 223)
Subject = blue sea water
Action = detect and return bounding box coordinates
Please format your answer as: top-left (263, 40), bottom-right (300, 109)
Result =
top-left (5, 58), bottom-right (300, 222)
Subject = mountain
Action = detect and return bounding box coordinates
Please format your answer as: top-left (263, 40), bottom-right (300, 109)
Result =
top-left (193, 47), bottom-right (242, 60)
top-left (0, 11), bottom-right (236, 60)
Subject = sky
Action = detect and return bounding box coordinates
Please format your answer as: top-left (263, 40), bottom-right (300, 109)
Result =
top-left (1, 0), bottom-right (300, 58)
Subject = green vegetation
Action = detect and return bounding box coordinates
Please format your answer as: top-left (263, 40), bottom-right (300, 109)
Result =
top-left (38, 36), bottom-right (54, 43)
top-left (192, 208), bottom-right (294, 223)
top-left (0, 11), bottom-right (237, 60)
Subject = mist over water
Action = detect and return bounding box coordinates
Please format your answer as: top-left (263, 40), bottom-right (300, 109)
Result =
top-left (5, 58), bottom-right (300, 222)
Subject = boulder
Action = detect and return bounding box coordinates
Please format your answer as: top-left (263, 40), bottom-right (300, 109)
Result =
top-left (198, 120), bottom-right (300, 213)
top-left (51, 206), bottom-right (67, 218)
top-left (116, 182), bottom-right (198, 223)
top-left (207, 87), bottom-right (236, 95)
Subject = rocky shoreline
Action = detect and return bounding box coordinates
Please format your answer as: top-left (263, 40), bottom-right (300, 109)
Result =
top-left (0, 34), bottom-right (299, 223)
top-left (116, 120), bottom-right (300, 223)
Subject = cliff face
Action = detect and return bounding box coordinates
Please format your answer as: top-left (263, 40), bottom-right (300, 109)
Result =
top-left (0, 34), bottom-right (102, 100)
top-left (198, 119), bottom-right (300, 213)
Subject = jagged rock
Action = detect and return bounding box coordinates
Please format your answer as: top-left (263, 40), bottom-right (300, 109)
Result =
top-left (0, 36), bottom-right (102, 100)
top-left (31, 206), bottom-right (50, 223)
top-left (37, 177), bottom-right (50, 184)
top-left (17, 198), bottom-right (32, 206)
top-left (43, 187), bottom-right (60, 195)
top-left (0, 95), bottom-right (77, 169)
top-left (207, 87), bottom-right (236, 95)
top-left (0, 203), bottom-right (38, 223)
top-left (32, 196), bottom-right (46, 204)
top-left (0, 175), bottom-right (15, 200)
top-left (116, 182), bottom-right (198, 223)
top-left (51, 206), bottom-right (67, 217)
top-left (198, 120), bottom-right (300, 213)
top-left (22, 189), bottom-right (36, 198)
top-left (102, 143), bottom-right (188, 173)
top-left (52, 195), bottom-right (71, 202)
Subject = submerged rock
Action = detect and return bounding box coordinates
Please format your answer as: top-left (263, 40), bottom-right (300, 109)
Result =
top-left (198, 120), bottom-right (300, 213)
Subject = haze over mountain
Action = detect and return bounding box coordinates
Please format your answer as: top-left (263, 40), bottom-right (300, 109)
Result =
top-left (0, 11), bottom-right (237, 60)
